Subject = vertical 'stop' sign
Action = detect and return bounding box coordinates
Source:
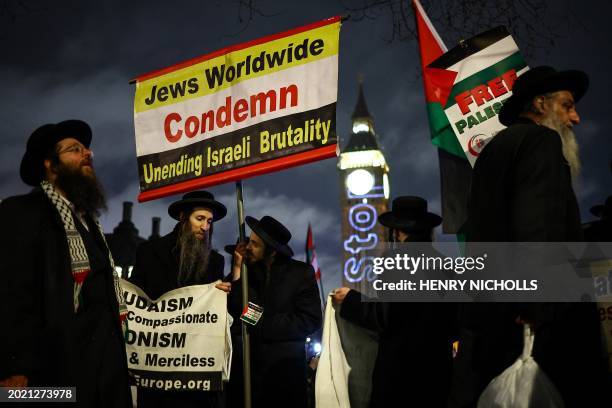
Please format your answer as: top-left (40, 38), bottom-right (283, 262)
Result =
top-left (133, 17), bottom-right (341, 202)
top-left (426, 27), bottom-right (529, 166)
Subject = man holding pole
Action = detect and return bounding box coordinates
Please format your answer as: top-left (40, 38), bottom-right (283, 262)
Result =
top-left (229, 215), bottom-right (322, 408)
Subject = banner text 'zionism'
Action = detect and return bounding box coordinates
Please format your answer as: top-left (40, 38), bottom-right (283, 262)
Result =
top-left (133, 17), bottom-right (340, 200)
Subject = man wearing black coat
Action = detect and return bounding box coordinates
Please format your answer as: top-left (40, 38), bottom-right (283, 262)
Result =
top-left (332, 196), bottom-right (455, 407)
top-left (0, 120), bottom-right (132, 407)
top-left (228, 215), bottom-right (322, 408)
top-left (129, 190), bottom-right (229, 408)
top-left (453, 66), bottom-right (608, 407)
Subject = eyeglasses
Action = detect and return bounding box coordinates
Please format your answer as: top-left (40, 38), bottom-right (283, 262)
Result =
top-left (57, 144), bottom-right (93, 157)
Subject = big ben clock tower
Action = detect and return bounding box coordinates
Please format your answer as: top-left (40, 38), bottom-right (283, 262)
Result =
top-left (338, 80), bottom-right (390, 294)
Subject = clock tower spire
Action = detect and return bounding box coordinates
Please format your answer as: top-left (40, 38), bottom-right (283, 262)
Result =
top-left (338, 78), bottom-right (390, 290)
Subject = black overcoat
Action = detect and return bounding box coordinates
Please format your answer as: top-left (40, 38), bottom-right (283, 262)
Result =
top-left (451, 119), bottom-right (608, 407)
top-left (128, 226), bottom-right (225, 408)
top-left (228, 257), bottom-right (322, 408)
top-left (340, 292), bottom-right (455, 407)
top-left (0, 189), bottom-right (132, 407)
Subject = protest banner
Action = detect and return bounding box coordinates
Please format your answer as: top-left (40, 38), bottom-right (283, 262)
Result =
top-left (133, 16), bottom-right (341, 202)
top-left (426, 26), bottom-right (529, 166)
top-left (121, 279), bottom-right (232, 392)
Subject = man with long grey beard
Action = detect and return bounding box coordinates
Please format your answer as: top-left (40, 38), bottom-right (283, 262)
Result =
top-left (451, 67), bottom-right (609, 407)
top-left (129, 190), bottom-right (229, 408)
top-left (0, 120), bottom-right (132, 407)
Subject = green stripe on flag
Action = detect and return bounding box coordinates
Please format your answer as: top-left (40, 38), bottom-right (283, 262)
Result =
top-left (427, 102), bottom-right (466, 159)
top-left (444, 51), bottom-right (527, 109)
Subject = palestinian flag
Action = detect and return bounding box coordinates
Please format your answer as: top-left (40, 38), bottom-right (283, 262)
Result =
top-left (427, 26), bottom-right (529, 166)
top-left (413, 0), bottom-right (470, 233)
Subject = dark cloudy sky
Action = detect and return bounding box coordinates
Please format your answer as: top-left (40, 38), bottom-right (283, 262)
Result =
top-left (1, 0), bottom-right (610, 291)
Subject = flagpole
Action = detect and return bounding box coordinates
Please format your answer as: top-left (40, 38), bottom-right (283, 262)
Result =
top-left (235, 181), bottom-right (251, 408)
top-left (317, 275), bottom-right (326, 308)
top-left (306, 224), bottom-right (327, 308)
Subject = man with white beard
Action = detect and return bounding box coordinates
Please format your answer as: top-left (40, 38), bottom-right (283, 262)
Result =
top-left (465, 65), bottom-right (590, 242)
top-left (451, 67), bottom-right (609, 407)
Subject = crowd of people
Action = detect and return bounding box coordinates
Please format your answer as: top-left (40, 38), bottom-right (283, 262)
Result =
top-left (0, 65), bottom-right (609, 407)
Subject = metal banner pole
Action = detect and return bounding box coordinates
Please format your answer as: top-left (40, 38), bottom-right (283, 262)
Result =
top-left (235, 181), bottom-right (251, 408)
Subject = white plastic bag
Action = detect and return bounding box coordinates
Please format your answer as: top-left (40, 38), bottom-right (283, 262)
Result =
top-left (315, 295), bottom-right (351, 408)
top-left (477, 324), bottom-right (564, 408)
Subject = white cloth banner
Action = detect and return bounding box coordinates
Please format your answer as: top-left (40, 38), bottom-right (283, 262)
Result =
top-left (120, 279), bottom-right (232, 392)
top-left (315, 294), bottom-right (378, 408)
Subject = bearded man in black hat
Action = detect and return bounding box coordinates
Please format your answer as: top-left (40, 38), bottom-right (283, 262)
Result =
top-left (129, 190), bottom-right (229, 408)
top-left (332, 196), bottom-right (455, 407)
top-left (228, 215), bottom-right (322, 408)
top-left (452, 67), bottom-right (609, 407)
top-left (0, 120), bottom-right (132, 407)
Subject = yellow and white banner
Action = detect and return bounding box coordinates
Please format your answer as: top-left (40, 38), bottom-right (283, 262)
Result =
top-left (121, 280), bottom-right (232, 391)
top-left (133, 17), bottom-right (341, 201)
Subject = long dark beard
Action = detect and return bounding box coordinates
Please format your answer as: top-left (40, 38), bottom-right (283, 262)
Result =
top-left (177, 221), bottom-right (211, 286)
top-left (540, 114), bottom-right (581, 181)
top-left (53, 162), bottom-right (107, 217)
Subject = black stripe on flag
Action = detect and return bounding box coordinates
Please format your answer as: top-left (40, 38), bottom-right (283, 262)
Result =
top-left (428, 26), bottom-right (509, 70)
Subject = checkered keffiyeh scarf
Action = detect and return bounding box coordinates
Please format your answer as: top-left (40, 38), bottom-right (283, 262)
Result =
top-left (40, 181), bottom-right (128, 330)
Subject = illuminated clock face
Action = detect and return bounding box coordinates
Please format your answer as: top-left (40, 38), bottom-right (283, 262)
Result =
top-left (346, 169), bottom-right (375, 196)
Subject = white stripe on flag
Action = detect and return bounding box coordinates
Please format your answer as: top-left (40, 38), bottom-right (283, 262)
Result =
top-left (413, 0), bottom-right (448, 52)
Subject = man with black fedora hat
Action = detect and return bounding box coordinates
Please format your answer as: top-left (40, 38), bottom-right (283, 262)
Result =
top-left (129, 190), bottom-right (229, 407)
top-left (332, 196), bottom-right (456, 407)
top-left (228, 215), bottom-right (322, 408)
top-left (453, 66), bottom-right (609, 407)
top-left (0, 120), bottom-right (132, 407)
top-left (468, 65), bottom-right (589, 243)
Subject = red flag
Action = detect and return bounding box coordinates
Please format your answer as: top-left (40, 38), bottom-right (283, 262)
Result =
top-left (306, 224), bottom-right (321, 281)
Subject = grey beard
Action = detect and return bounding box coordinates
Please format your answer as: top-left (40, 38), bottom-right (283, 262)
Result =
top-left (540, 114), bottom-right (581, 181)
top-left (177, 223), bottom-right (211, 286)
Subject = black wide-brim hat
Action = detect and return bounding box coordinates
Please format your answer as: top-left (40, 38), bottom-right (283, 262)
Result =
top-left (245, 215), bottom-right (294, 257)
top-left (378, 196), bottom-right (442, 232)
top-left (499, 66), bottom-right (589, 126)
top-left (590, 196), bottom-right (611, 218)
top-left (168, 190), bottom-right (227, 221)
top-left (20, 119), bottom-right (92, 186)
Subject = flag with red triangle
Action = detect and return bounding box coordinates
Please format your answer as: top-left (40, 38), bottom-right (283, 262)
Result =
top-left (306, 223), bottom-right (321, 281)
top-left (413, 1), bottom-right (528, 233)
top-left (306, 223), bottom-right (326, 308)
top-left (412, 0), bottom-right (470, 233)
top-left (412, 0), bottom-right (463, 158)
